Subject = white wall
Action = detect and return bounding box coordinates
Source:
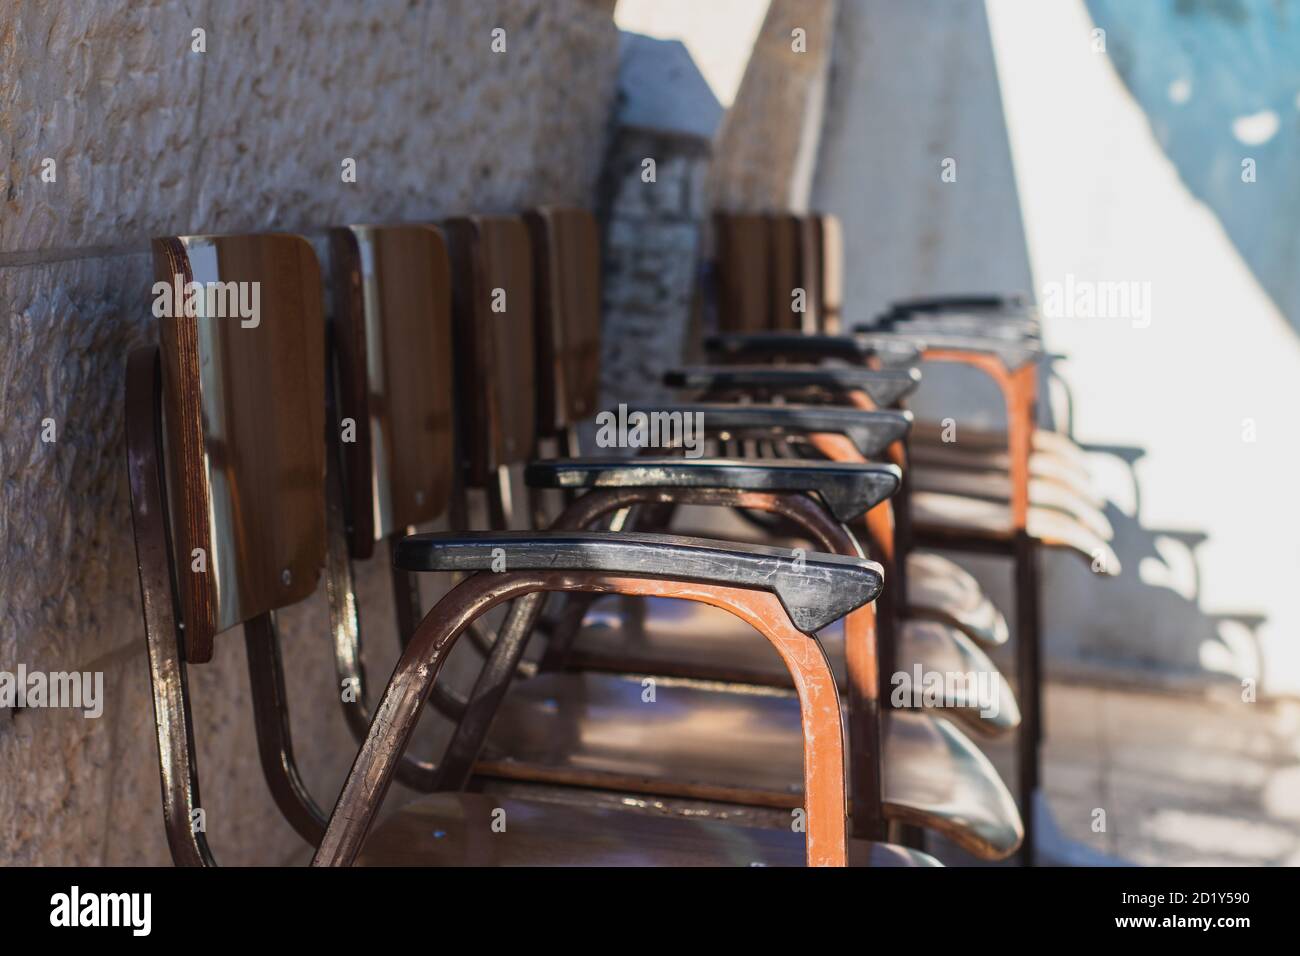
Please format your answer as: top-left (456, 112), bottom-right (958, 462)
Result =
top-left (814, 0), bottom-right (1300, 695)
top-left (987, 0), bottom-right (1300, 695)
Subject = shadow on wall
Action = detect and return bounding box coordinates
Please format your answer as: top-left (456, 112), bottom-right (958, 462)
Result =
top-left (807, 0), bottom-right (1274, 690)
top-left (1085, 0), bottom-right (1300, 337)
top-left (939, 369), bottom-right (1269, 694)
top-left (1041, 370), bottom-right (1269, 691)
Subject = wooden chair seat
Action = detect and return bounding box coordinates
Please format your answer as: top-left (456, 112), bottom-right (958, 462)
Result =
top-left (912, 420), bottom-right (1090, 469)
top-left (907, 551), bottom-right (1009, 648)
top-left (910, 466), bottom-right (1113, 541)
top-left (668, 502), bottom-right (1010, 649)
top-left (569, 599), bottom-right (1016, 736)
top-left (476, 672), bottom-right (1023, 860)
top-left (912, 491), bottom-right (1121, 574)
top-left (892, 619), bottom-right (1019, 736)
top-left (358, 793), bottom-right (940, 867)
top-left (909, 444), bottom-right (1101, 509)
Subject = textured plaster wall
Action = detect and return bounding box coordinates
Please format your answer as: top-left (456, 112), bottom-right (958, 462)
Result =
top-left (0, 0), bottom-right (618, 865)
top-left (709, 0), bottom-right (836, 212)
top-left (811, 0), bottom-right (1033, 324)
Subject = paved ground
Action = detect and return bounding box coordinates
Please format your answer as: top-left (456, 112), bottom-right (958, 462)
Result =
top-left (965, 681), bottom-right (1300, 866)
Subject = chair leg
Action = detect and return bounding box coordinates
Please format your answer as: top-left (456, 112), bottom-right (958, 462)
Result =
top-left (125, 347), bottom-right (215, 867)
top-left (325, 488), bottom-right (444, 791)
top-left (436, 592), bottom-right (546, 790)
top-left (244, 612), bottom-right (328, 846)
top-left (385, 531), bottom-right (475, 723)
top-left (389, 534), bottom-right (423, 649)
top-left (1013, 531), bottom-right (1042, 866)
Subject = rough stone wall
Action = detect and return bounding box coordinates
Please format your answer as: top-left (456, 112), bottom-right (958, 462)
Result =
top-left (592, 29), bottom-right (720, 410)
top-left (0, 0), bottom-right (618, 865)
top-left (597, 128), bottom-right (711, 408)
top-left (709, 0), bottom-right (837, 211)
top-left (596, 1), bottom-right (838, 408)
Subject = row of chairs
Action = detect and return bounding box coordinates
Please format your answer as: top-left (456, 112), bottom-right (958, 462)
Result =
top-left (701, 211), bottom-right (1121, 861)
top-left (127, 207), bottom-right (1114, 866)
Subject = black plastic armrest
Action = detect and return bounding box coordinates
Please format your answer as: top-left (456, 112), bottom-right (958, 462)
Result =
top-left (524, 457), bottom-right (901, 523)
top-left (392, 531), bottom-right (883, 634)
top-left (611, 402), bottom-right (912, 459)
top-left (882, 316), bottom-right (1039, 342)
top-left (844, 326), bottom-right (1042, 370)
top-left (886, 294), bottom-right (1028, 316)
top-left (664, 364), bottom-right (921, 407)
top-left (704, 332), bottom-right (921, 367)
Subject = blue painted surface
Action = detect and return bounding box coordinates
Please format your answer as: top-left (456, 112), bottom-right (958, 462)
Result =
top-left (616, 32), bottom-right (723, 140)
top-left (1087, 0), bottom-right (1300, 334)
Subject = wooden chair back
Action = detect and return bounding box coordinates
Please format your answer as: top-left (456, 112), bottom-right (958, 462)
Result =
top-left (329, 225), bottom-right (456, 559)
top-left (766, 213), bottom-right (804, 332)
top-left (444, 216), bottom-right (538, 487)
top-left (524, 207), bottom-right (602, 436)
top-left (152, 234), bottom-right (326, 662)
top-left (812, 213), bottom-right (844, 333)
top-left (713, 212), bottom-right (771, 333)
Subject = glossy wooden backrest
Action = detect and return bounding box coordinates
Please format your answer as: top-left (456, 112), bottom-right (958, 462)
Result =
top-left (524, 207), bottom-right (601, 435)
top-left (330, 225), bottom-right (456, 559)
top-left (713, 212), bottom-right (771, 333)
top-left (813, 213), bottom-right (844, 333)
top-left (767, 213), bottom-right (804, 332)
top-left (796, 214), bottom-right (823, 333)
top-left (153, 234), bottom-right (326, 662)
top-left (444, 216), bottom-right (537, 486)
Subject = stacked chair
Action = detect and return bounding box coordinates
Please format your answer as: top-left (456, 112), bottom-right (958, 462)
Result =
top-left (473, 211), bottom-right (1023, 861)
top-left (676, 211), bottom-right (1122, 860)
top-left (126, 206), bottom-right (1103, 866)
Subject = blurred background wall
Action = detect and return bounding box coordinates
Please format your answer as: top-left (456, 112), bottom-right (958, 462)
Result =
top-left (994, 0), bottom-right (1300, 697)
top-left (812, 0), bottom-right (1300, 697)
